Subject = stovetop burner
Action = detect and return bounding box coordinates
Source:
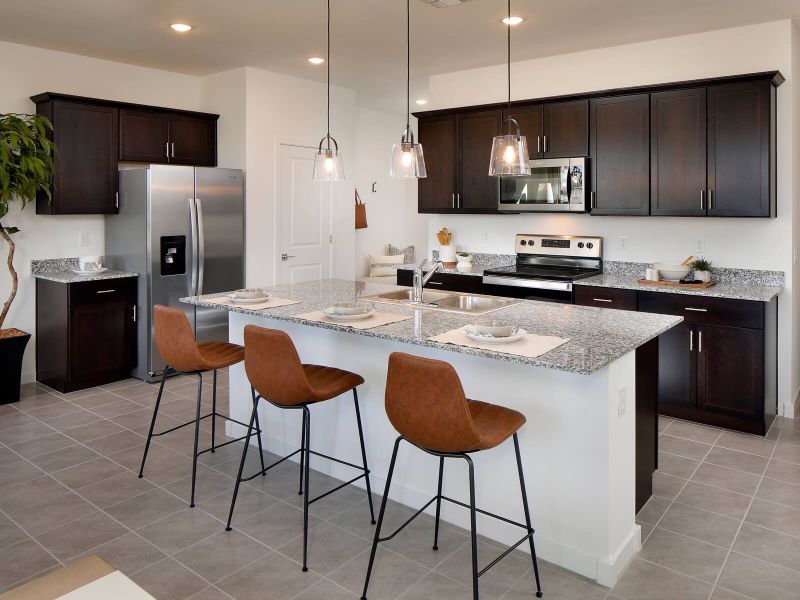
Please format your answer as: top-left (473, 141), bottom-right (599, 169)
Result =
top-left (484, 263), bottom-right (602, 281)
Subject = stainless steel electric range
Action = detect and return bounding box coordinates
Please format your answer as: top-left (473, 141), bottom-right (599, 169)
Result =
top-left (483, 234), bottom-right (603, 303)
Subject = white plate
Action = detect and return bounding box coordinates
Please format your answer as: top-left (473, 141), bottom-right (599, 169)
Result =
top-left (71, 267), bottom-right (109, 275)
top-left (464, 326), bottom-right (527, 344)
top-left (322, 308), bottom-right (375, 321)
top-left (227, 293), bottom-right (271, 304)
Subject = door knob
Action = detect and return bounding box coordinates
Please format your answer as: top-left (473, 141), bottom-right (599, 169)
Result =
top-left (281, 253), bottom-right (296, 261)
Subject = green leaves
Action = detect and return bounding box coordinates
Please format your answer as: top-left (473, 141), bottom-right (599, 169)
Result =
top-left (3, 227), bottom-right (20, 235)
top-left (0, 113), bottom-right (55, 215)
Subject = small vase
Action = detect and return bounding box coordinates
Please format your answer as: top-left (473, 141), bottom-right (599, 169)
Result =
top-left (439, 245), bottom-right (457, 263)
top-left (695, 270), bottom-right (711, 283)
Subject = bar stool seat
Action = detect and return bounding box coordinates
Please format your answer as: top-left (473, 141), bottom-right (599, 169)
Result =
top-left (467, 400), bottom-right (526, 451)
top-left (196, 341), bottom-right (245, 370)
top-left (302, 365), bottom-right (365, 403)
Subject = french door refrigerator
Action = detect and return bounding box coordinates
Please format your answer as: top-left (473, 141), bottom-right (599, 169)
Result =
top-left (106, 165), bottom-right (244, 382)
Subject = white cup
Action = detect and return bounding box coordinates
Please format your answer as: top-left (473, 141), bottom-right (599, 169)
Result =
top-left (79, 256), bottom-right (102, 271)
top-left (646, 268), bottom-right (659, 281)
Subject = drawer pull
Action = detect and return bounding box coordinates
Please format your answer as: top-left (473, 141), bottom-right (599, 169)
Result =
top-left (685, 307), bottom-right (707, 312)
top-left (698, 330), bottom-right (703, 352)
top-left (96, 289), bottom-right (116, 294)
top-left (427, 281), bottom-right (444, 286)
top-left (593, 298), bottom-right (613, 303)
top-left (690, 330), bottom-right (694, 351)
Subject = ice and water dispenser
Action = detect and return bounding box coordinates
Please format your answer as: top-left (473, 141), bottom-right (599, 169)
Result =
top-left (160, 236), bottom-right (186, 276)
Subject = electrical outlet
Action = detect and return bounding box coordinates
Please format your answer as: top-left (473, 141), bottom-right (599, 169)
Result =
top-left (617, 387), bottom-right (627, 417)
top-left (79, 232), bottom-right (90, 247)
top-left (618, 236), bottom-right (628, 251)
top-left (483, 231), bottom-right (490, 244)
top-left (794, 248), bottom-right (798, 265)
top-left (695, 238), bottom-right (705, 254)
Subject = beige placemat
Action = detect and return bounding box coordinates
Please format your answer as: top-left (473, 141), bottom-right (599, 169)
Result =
top-left (204, 296), bottom-right (302, 310)
top-left (429, 326), bottom-right (569, 358)
top-left (295, 310), bottom-right (412, 330)
top-left (0, 555), bottom-right (114, 600)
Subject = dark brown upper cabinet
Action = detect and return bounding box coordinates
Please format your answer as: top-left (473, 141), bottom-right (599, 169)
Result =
top-left (590, 94), bottom-right (650, 215)
top-left (707, 80), bottom-right (774, 217)
top-left (33, 93), bottom-right (219, 215)
top-left (505, 104), bottom-right (544, 159)
top-left (542, 99), bottom-right (589, 158)
top-left (36, 99), bottom-right (120, 215)
top-left (458, 110), bottom-right (501, 211)
top-left (418, 114), bottom-right (458, 213)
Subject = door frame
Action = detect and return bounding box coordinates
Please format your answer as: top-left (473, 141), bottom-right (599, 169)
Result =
top-left (274, 141), bottom-right (334, 286)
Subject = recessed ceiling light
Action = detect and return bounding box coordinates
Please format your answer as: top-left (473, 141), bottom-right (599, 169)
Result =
top-left (308, 57), bottom-right (325, 65)
top-left (502, 16), bottom-right (525, 26)
top-left (170, 23), bottom-right (192, 32)
top-left (415, 99), bottom-right (428, 105)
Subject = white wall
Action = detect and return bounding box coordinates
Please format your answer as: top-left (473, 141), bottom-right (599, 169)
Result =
top-left (418, 20), bottom-right (799, 414)
top-left (200, 68), bottom-right (246, 170)
top-left (352, 108), bottom-right (426, 275)
top-left (793, 22), bottom-right (800, 416)
top-left (0, 41), bottom-right (203, 382)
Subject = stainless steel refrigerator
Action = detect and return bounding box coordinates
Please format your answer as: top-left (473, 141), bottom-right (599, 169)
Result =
top-left (105, 165), bottom-right (244, 382)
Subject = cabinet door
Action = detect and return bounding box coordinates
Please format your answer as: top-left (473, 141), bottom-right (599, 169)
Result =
top-left (589, 94), bottom-right (650, 215)
top-left (168, 115), bottom-right (217, 166)
top-left (119, 109), bottom-right (170, 163)
top-left (707, 81), bottom-right (773, 217)
top-left (651, 88), bottom-right (707, 216)
top-left (507, 104), bottom-right (543, 159)
top-left (657, 321), bottom-right (697, 410)
top-left (417, 114), bottom-right (458, 213)
top-left (458, 110), bottom-right (501, 211)
top-left (542, 100), bottom-right (588, 158)
top-left (696, 324), bottom-right (764, 420)
top-left (41, 101), bottom-right (119, 215)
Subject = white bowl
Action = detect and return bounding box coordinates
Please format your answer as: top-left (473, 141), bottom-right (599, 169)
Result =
top-left (472, 319), bottom-right (517, 338)
top-left (233, 288), bottom-right (268, 300)
top-left (652, 263), bottom-right (691, 281)
top-left (330, 301), bottom-right (371, 315)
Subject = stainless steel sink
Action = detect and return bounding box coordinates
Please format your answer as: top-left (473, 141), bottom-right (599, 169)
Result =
top-left (366, 290), bottom-right (519, 315)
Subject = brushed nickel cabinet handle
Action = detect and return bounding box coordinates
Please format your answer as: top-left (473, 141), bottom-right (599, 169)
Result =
top-left (543, 135), bottom-right (548, 153)
top-left (452, 193), bottom-right (455, 209)
top-left (685, 307), bottom-right (708, 312)
top-left (700, 190), bottom-right (705, 210)
top-left (114, 192), bottom-right (119, 209)
top-left (132, 305), bottom-right (137, 322)
top-left (698, 330), bottom-right (703, 352)
top-left (591, 191), bottom-right (597, 209)
top-left (165, 142), bottom-right (170, 158)
top-left (593, 298), bottom-right (613, 303)
top-left (427, 281), bottom-right (444, 286)
top-left (709, 190), bottom-right (714, 210)
top-left (171, 142), bottom-right (175, 158)
top-left (96, 289), bottom-right (116, 294)
top-left (690, 330), bottom-right (694, 351)
top-left (537, 135), bottom-right (541, 153)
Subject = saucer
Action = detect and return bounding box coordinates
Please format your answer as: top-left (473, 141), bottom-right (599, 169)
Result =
top-left (71, 267), bottom-right (108, 275)
top-left (322, 307), bottom-right (375, 321)
top-left (464, 326), bottom-right (527, 344)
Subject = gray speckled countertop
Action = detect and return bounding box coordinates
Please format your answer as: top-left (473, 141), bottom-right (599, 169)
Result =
top-left (575, 274), bottom-right (782, 302)
top-left (34, 270), bottom-right (139, 283)
top-left (181, 279), bottom-right (682, 376)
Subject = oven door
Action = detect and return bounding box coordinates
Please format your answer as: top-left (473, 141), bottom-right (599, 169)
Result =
top-left (482, 275), bottom-right (574, 303)
top-left (498, 157), bottom-right (586, 213)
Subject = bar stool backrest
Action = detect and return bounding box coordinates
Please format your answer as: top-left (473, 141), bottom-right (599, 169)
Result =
top-left (153, 305), bottom-right (205, 373)
top-left (385, 352), bottom-right (482, 453)
top-left (244, 325), bottom-right (314, 406)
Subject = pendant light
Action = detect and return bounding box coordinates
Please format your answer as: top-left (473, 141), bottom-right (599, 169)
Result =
top-left (488, 0), bottom-right (530, 177)
top-left (313, 0), bottom-right (344, 181)
top-left (390, 0), bottom-right (427, 179)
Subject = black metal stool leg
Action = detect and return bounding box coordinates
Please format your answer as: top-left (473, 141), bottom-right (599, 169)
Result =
top-left (211, 369), bottom-right (218, 453)
top-left (433, 456), bottom-right (445, 550)
top-left (138, 369), bottom-right (168, 478)
top-left (298, 410), bottom-right (307, 495)
top-left (225, 393), bottom-right (259, 531)
top-left (190, 372), bottom-right (204, 507)
top-left (301, 406), bottom-right (311, 572)
top-left (361, 436), bottom-right (402, 600)
top-left (251, 387), bottom-right (266, 474)
top-left (353, 388), bottom-right (376, 524)
top-left (514, 433), bottom-right (543, 598)
top-left (466, 455), bottom-right (479, 600)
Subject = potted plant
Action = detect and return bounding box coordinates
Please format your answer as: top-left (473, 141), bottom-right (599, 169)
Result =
top-left (0, 113), bottom-right (55, 404)
top-left (691, 258), bottom-right (713, 283)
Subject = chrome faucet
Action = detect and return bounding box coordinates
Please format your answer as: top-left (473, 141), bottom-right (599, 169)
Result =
top-left (412, 259), bottom-right (445, 304)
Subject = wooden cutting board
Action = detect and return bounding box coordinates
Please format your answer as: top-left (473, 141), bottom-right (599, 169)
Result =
top-left (637, 279), bottom-right (717, 289)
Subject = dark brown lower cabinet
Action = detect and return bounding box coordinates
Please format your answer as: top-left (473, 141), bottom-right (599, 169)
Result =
top-left (396, 269), bottom-right (484, 294)
top-left (36, 278), bottom-right (138, 393)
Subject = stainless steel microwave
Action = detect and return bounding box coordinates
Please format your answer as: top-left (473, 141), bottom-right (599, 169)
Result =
top-left (498, 157), bottom-right (587, 212)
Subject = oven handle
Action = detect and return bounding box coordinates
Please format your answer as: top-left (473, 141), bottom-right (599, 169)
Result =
top-left (483, 275), bottom-right (573, 292)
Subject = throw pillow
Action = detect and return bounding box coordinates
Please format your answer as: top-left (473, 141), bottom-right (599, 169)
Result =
top-left (387, 243), bottom-right (415, 264)
top-left (369, 253), bottom-right (404, 277)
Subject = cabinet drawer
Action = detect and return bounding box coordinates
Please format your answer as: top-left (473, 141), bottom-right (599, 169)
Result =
top-left (575, 286), bottom-right (637, 311)
top-left (69, 278), bottom-right (137, 305)
top-left (638, 291), bottom-right (763, 330)
top-left (395, 269), bottom-right (483, 294)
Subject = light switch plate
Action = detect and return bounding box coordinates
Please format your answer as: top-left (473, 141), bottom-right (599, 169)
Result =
top-left (618, 236), bottom-right (628, 251)
top-left (79, 232), bottom-right (90, 247)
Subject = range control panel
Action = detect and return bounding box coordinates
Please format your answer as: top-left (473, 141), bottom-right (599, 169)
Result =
top-left (515, 234), bottom-right (602, 259)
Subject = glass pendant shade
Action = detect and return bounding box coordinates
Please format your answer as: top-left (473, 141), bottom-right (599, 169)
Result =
top-left (312, 136), bottom-right (344, 181)
top-left (489, 128), bottom-right (530, 176)
top-left (390, 130), bottom-right (427, 178)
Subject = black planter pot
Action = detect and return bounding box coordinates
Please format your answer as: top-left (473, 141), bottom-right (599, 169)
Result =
top-left (0, 331), bottom-right (31, 404)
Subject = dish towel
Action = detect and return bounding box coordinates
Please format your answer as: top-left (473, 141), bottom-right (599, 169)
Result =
top-left (429, 326), bottom-right (569, 359)
top-left (295, 310), bottom-right (412, 330)
top-left (203, 296), bottom-right (302, 310)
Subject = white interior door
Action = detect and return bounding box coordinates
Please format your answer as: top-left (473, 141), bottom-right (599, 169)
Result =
top-left (278, 144), bottom-right (332, 284)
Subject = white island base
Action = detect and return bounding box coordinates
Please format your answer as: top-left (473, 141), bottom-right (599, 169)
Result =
top-left (223, 310), bottom-right (649, 587)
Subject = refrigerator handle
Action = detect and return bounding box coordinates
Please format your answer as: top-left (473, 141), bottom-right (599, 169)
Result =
top-left (188, 198), bottom-right (198, 296)
top-left (196, 198), bottom-right (205, 296)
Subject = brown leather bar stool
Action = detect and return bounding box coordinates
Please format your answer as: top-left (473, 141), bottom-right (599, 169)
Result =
top-left (226, 325), bottom-right (376, 572)
top-left (138, 305), bottom-right (266, 507)
top-left (361, 352), bottom-right (543, 600)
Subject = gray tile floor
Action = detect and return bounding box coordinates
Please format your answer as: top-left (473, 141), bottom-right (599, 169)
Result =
top-left (0, 375), bottom-right (798, 600)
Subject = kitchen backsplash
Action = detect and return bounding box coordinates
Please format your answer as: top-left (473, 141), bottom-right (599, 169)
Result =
top-left (430, 251), bottom-right (515, 268)
top-left (31, 257), bottom-right (85, 274)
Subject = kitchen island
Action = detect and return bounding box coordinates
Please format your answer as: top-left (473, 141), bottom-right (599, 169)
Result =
top-left (182, 279), bottom-right (681, 586)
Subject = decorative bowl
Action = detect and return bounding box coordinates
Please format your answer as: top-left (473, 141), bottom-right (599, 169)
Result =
top-left (330, 301), bottom-right (372, 315)
top-left (652, 263), bottom-right (691, 281)
top-left (471, 319), bottom-right (517, 338)
top-left (233, 288), bottom-right (269, 300)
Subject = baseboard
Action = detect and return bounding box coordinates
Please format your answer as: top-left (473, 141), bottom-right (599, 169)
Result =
top-left (22, 370), bottom-right (36, 385)
top-left (597, 524), bottom-right (641, 587)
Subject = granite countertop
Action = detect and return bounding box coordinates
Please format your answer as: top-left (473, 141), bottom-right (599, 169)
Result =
top-left (34, 270), bottom-right (139, 284)
top-left (575, 274), bottom-right (783, 303)
top-left (395, 253), bottom-right (516, 278)
top-left (181, 279), bottom-right (682, 376)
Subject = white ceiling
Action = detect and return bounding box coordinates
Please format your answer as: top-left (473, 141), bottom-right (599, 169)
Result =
top-left (1, 0), bottom-right (798, 111)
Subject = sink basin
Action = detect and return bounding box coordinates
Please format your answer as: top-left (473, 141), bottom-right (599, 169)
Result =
top-left (366, 289), bottom-right (519, 315)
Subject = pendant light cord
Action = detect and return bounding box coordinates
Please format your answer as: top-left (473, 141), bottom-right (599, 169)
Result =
top-left (507, 0), bottom-right (512, 134)
top-left (406, 0), bottom-right (411, 137)
top-left (327, 0), bottom-right (331, 146)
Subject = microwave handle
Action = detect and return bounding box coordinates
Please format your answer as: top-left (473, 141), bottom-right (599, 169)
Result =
top-left (561, 166), bottom-right (569, 203)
